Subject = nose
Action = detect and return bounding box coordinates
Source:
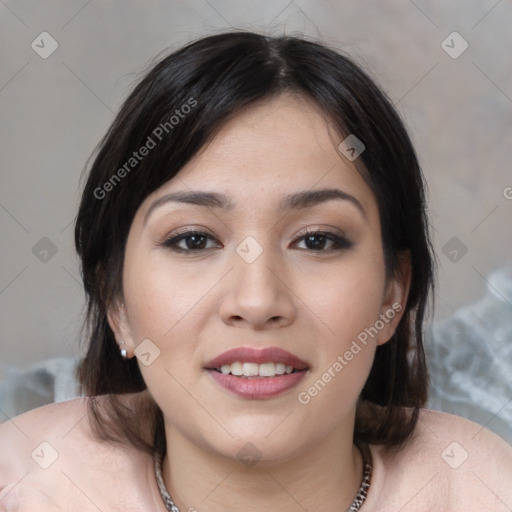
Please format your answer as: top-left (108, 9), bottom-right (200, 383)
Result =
top-left (218, 241), bottom-right (296, 330)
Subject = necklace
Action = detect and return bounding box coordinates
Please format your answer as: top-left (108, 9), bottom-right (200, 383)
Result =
top-left (153, 439), bottom-right (372, 512)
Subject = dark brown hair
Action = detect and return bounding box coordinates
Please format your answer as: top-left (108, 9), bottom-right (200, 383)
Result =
top-left (74, 30), bottom-right (435, 454)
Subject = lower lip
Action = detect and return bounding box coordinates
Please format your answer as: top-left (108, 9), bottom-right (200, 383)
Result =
top-left (206, 369), bottom-right (307, 399)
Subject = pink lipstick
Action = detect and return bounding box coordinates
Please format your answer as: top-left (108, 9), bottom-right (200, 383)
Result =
top-left (204, 346), bottom-right (309, 399)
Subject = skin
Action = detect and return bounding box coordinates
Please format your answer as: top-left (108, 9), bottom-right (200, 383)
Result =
top-left (108, 93), bottom-right (409, 511)
top-left (1, 93), bottom-right (511, 511)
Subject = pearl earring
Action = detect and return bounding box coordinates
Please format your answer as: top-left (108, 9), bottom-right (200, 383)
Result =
top-left (119, 341), bottom-right (128, 359)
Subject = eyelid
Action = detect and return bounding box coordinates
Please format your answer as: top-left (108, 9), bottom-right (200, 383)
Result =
top-left (161, 227), bottom-right (220, 249)
top-left (166, 226), bottom-right (216, 238)
top-left (292, 227), bottom-right (352, 250)
top-left (294, 225), bottom-right (347, 239)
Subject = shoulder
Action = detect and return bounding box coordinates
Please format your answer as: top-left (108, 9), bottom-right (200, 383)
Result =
top-left (0, 394), bottom-right (164, 511)
top-left (415, 408), bottom-right (512, 470)
top-left (0, 397), bottom-right (90, 480)
top-left (370, 408), bottom-right (512, 511)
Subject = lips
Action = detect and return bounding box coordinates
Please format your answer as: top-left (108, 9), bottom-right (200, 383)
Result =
top-left (204, 346), bottom-right (309, 399)
top-left (204, 346), bottom-right (309, 371)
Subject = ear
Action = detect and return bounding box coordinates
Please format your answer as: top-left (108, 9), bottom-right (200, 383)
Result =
top-left (107, 300), bottom-right (137, 358)
top-left (376, 251), bottom-right (411, 346)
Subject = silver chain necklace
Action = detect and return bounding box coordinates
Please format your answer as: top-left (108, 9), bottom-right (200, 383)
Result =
top-left (153, 440), bottom-right (372, 512)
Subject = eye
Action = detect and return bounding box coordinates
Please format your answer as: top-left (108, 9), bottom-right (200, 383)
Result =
top-left (161, 228), bottom-right (352, 253)
top-left (162, 229), bottom-right (220, 252)
top-left (293, 229), bottom-right (352, 251)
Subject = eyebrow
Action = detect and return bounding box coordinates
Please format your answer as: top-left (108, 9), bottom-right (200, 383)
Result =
top-left (143, 188), bottom-right (367, 225)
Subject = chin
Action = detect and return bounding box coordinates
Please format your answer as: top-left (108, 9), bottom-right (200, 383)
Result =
top-left (205, 422), bottom-right (314, 466)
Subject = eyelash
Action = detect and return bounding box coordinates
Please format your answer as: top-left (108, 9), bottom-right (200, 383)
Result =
top-left (161, 228), bottom-right (352, 253)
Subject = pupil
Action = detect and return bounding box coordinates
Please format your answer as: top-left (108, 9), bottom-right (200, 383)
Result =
top-left (188, 235), bottom-right (205, 249)
top-left (306, 235), bottom-right (325, 250)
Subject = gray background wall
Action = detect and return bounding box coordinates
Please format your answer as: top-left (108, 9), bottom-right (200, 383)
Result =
top-left (1, 1), bottom-right (511, 394)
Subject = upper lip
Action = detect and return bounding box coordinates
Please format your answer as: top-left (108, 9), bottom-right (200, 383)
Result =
top-left (205, 347), bottom-right (309, 370)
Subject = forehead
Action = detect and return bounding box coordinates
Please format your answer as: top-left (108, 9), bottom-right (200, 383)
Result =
top-left (183, 93), bottom-right (347, 180)
top-left (141, 93), bottom-right (378, 219)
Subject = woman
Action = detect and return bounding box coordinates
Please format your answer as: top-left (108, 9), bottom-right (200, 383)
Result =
top-left (1, 31), bottom-right (510, 511)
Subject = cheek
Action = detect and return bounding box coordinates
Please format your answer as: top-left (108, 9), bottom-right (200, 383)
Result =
top-left (305, 252), bottom-right (386, 351)
top-left (294, 263), bottom-right (385, 428)
top-left (295, 248), bottom-right (386, 411)
top-left (121, 252), bottom-right (221, 387)
top-left (122, 256), bottom-right (204, 416)
top-left (123, 252), bottom-right (205, 340)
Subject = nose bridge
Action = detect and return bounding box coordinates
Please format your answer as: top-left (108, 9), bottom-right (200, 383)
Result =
top-left (234, 234), bottom-right (282, 299)
top-left (219, 233), bottom-right (295, 328)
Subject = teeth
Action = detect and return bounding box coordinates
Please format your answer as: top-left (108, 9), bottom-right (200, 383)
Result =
top-left (258, 362), bottom-right (275, 377)
top-left (275, 363), bottom-right (286, 375)
top-left (230, 362), bottom-right (243, 376)
top-left (242, 362), bottom-right (259, 377)
top-left (216, 362), bottom-right (299, 377)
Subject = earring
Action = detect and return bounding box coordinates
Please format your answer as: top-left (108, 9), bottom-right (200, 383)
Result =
top-left (119, 341), bottom-right (128, 359)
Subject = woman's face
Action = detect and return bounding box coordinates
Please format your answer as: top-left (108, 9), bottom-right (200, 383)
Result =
top-left (109, 93), bottom-right (408, 463)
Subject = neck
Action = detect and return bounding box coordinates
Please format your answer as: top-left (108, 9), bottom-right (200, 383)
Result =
top-left (160, 420), bottom-right (364, 512)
